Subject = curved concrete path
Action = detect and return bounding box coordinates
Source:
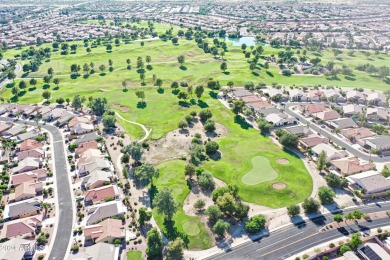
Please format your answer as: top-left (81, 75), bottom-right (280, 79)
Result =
top-left (115, 111), bottom-right (151, 142)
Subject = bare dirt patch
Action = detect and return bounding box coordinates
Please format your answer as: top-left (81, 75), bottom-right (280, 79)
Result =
top-left (113, 104), bottom-right (130, 113)
top-left (272, 182), bottom-right (286, 190)
top-left (144, 119), bottom-right (229, 164)
top-left (276, 158), bottom-right (289, 164)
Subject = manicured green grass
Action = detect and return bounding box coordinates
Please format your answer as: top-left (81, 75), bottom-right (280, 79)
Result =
top-left (200, 95), bottom-right (312, 208)
top-left (241, 156), bottom-right (278, 185)
top-left (126, 250), bottom-right (143, 260)
top-left (152, 160), bottom-right (213, 250)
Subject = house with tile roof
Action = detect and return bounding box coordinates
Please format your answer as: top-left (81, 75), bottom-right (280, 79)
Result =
top-left (3, 197), bottom-right (41, 220)
top-left (84, 185), bottom-right (120, 205)
top-left (330, 157), bottom-right (374, 176)
top-left (86, 201), bottom-right (126, 225)
top-left (83, 218), bottom-right (125, 243)
top-left (1, 215), bottom-right (42, 239)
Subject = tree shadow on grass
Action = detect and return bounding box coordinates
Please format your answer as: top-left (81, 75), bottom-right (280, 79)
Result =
top-left (146, 65), bottom-right (153, 70)
top-left (42, 84), bottom-right (50, 89)
top-left (252, 71), bottom-right (260, 76)
top-left (10, 96), bottom-right (18, 103)
top-left (266, 71), bottom-right (274, 77)
top-left (223, 71), bottom-right (230, 75)
top-left (345, 76), bottom-right (356, 81)
top-left (21, 73), bottom-right (29, 78)
top-left (5, 82), bottom-right (14, 89)
top-left (70, 74), bottom-right (80, 79)
top-left (179, 65), bottom-right (187, 71)
top-left (326, 76), bottom-right (341, 81)
top-left (149, 185), bottom-right (158, 207)
top-left (122, 89), bottom-right (128, 93)
top-left (18, 91), bottom-right (26, 97)
top-left (178, 101), bottom-right (190, 107)
top-left (53, 86), bottom-right (59, 91)
top-left (157, 88), bottom-right (164, 94)
top-left (137, 69), bottom-right (145, 74)
top-left (99, 73), bottom-right (106, 76)
top-left (172, 89), bottom-right (179, 95)
top-left (336, 57), bottom-right (343, 61)
top-left (208, 91), bottom-right (218, 99)
top-left (109, 67), bottom-right (114, 72)
top-left (197, 100), bottom-right (209, 108)
top-left (137, 102), bottom-right (147, 109)
top-left (163, 219), bottom-right (190, 248)
top-left (83, 74), bottom-right (90, 79)
top-left (234, 115), bottom-right (252, 130)
top-left (28, 87), bottom-right (36, 92)
top-left (190, 99), bottom-right (196, 105)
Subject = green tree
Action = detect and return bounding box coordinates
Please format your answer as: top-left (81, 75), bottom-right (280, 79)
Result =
top-left (279, 133), bottom-right (299, 148)
top-left (195, 85), bottom-right (204, 99)
top-left (317, 151), bottom-right (327, 171)
top-left (177, 55), bottom-right (185, 66)
top-left (287, 204), bottom-right (300, 217)
top-left (205, 141), bottom-right (219, 155)
top-left (168, 238), bottom-right (184, 260)
top-left (71, 94), bottom-right (86, 111)
top-left (199, 109), bottom-right (212, 122)
top-left (138, 207), bottom-right (152, 225)
top-left (232, 100), bottom-right (246, 115)
top-left (216, 193), bottom-right (236, 215)
top-left (352, 210), bottom-right (363, 221)
top-left (88, 97), bottom-right (108, 116)
top-left (184, 164), bottom-right (195, 180)
top-left (42, 90), bottom-right (51, 101)
top-left (318, 186), bottom-right (335, 205)
top-left (257, 118), bottom-right (272, 134)
top-left (245, 215), bottom-right (266, 234)
top-left (198, 171), bottom-right (215, 190)
top-left (29, 78), bottom-right (37, 88)
top-left (339, 244), bottom-right (351, 254)
top-left (154, 187), bottom-right (177, 221)
top-left (11, 86), bottom-right (19, 97)
top-left (302, 198), bottom-right (320, 213)
top-left (206, 205), bottom-right (222, 223)
top-left (213, 220), bottom-right (230, 236)
top-left (53, 78), bottom-right (60, 88)
top-left (7, 71), bottom-right (16, 82)
top-left (146, 228), bottom-right (163, 259)
top-left (333, 214), bottom-right (343, 225)
top-left (18, 80), bottom-right (27, 90)
top-left (123, 142), bottom-right (143, 164)
top-left (99, 64), bottom-right (106, 74)
top-left (102, 114), bottom-right (116, 128)
top-left (135, 90), bottom-right (146, 103)
top-left (134, 163), bottom-right (159, 186)
top-left (204, 119), bottom-right (216, 132)
top-left (220, 62), bottom-right (227, 72)
top-left (349, 233), bottom-right (362, 249)
top-left (382, 166), bottom-right (390, 177)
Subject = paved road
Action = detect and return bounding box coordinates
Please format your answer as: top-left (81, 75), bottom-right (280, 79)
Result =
top-left (284, 102), bottom-right (390, 163)
top-left (204, 202), bottom-right (390, 260)
top-left (0, 117), bottom-right (73, 260)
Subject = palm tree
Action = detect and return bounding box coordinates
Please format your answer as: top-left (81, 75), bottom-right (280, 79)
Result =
top-left (40, 202), bottom-right (50, 219)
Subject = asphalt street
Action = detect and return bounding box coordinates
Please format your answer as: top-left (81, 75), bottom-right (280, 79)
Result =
top-left (204, 202), bottom-right (390, 260)
top-left (284, 102), bottom-right (390, 163)
top-left (0, 117), bottom-right (73, 260)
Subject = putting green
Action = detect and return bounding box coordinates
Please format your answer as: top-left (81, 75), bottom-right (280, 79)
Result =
top-left (241, 156), bottom-right (278, 185)
top-left (182, 220), bottom-right (200, 236)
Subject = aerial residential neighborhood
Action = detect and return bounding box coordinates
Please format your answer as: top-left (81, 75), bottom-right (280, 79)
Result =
top-left (1, 0), bottom-right (390, 260)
